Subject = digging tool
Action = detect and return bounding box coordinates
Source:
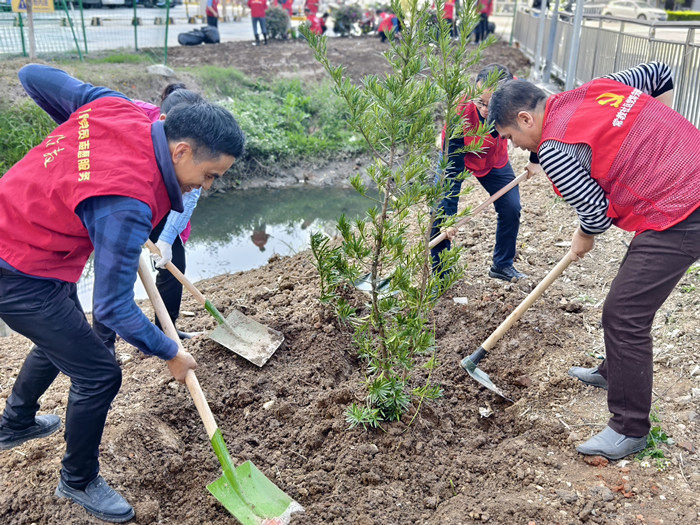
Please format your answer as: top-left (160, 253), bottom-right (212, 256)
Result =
top-left (461, 251), bottom-right (574, 400)
top-left (145, 240), bottom-right (284, 367)
top-left (138, 255), bottom-right (304, 525)
top-left (353, 170), bottom-right (528, 290)
top-left (428, 169), bottom-right (528, 250)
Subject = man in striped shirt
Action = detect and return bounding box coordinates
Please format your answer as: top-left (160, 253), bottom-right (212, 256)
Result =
top-left (488, 62), bottom-right (700, 460)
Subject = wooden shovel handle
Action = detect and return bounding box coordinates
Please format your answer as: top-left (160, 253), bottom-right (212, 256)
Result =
top-left (145, 239), bottom-right (207, 306)
top-left (429, 170), bottom-right (528, 249)
top-left (137, 254), bottom-right (218, 439)
top-left (481, 252), bottom-right (573, 351)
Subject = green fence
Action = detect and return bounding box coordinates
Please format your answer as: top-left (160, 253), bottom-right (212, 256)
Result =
top-left (0, 1), bottom-right (181, 59)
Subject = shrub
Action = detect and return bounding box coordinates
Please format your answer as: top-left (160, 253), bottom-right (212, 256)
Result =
top-left (0, 102), bottom-right (56, 176)
top-left (666, 10), bottom-right (700, 20)
top-left (266, 6), bottom-right (291, 39)
top-left (332, 4), bottom-right (362, 36)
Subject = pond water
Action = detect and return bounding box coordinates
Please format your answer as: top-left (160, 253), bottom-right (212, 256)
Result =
top-left (75, 185), bottom-right (372, 312)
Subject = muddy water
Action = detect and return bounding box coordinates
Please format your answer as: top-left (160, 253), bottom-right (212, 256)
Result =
top-left (75, 185), bottom-right (372, 312)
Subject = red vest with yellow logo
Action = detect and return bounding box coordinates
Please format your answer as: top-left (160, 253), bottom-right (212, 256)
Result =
top-left (0, 97), bottom-right (172, 282)
top-left (540, 78), bottom-right (700, 233)
top-left (442, 100), bottom-right (508, 178)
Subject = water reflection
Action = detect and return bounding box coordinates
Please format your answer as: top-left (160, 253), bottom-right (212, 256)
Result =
top-left (77, 185), bottom-right (372, 311)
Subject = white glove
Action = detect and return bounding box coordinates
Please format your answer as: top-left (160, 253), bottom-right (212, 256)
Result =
top-left (150, 240), bottom-right (173, 269)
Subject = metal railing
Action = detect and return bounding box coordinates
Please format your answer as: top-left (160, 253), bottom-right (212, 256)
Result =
top-left (512, 8), bottom-right (700, 127)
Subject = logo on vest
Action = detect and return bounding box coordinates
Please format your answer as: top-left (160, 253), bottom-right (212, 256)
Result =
top-left (596, 93), bottom-right (624, 108)
top-left (595, 89), bottom-right (642, 128)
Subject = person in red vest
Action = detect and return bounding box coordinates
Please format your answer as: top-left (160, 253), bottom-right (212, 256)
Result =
top-left (431, 64), bottom-right (542, 282)
top-left (247, 0), bottom-right (268, 45)
top-left (305, 0), bottom-right (318, 15)
top-left (0, 64), bottom-right (245, 522)
top-left (488, 62), bottom-right (699, 460)
top-left (376, 8), bottom-right (397, 42)
top-left (206, 0), bottom-right (219, 27)
top-left (304, 6), bottom-right (324, 34)
top-left (474, 0), bottom-right (493, 43)
top-left (433, 0), bottom-right (455, 37)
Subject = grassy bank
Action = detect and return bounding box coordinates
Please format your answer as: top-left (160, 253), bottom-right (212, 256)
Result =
top-left (0, 60), bottom-right (366, 177)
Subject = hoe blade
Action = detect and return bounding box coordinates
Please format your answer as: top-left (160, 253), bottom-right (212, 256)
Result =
top-left (461, 355), bottom-right (513, 402)
top-left (207, 460), bottom-right (304, 525)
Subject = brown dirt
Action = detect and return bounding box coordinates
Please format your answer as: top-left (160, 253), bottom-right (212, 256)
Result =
top-left (2, 37), bottom-right (700, 525)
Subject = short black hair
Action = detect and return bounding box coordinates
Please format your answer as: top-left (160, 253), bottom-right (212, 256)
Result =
top-left (164, 102), bottom-right (245, 160)
top-left (476, 63), bottom-right (513, 85)
top-left (160, 88), bottom-right (203, 115)
top-left (488, 80), bottom-right (547, 129)
top-left (160, 82), bottom-right (187, 104)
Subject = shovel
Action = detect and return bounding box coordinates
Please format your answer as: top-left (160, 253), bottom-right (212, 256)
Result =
top-left (145, 240), bottom-right (284, 367)
top-left (461, 251), bottom-right (574, 400)
top-left (138, 255), bottom-right (304, 525)
top-left (353, 170), bottom-right (528, 289)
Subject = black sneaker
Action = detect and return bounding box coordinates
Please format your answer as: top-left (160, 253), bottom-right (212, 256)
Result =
top-left (0, 415), bottom-right (61, 450)
top-left (489, 265), bottom-right (527, 283)
top-left (55, 475), bottom-right (134, 523)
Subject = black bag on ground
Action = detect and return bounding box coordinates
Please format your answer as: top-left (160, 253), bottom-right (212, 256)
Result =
top-left (201, 25), bottom-right (220, 44)
top-left (178, 28), bottom-right (205, 46)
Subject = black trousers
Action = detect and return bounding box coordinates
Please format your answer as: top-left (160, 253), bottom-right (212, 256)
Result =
top-left (0, 273), bottom-right (121, 488)
top-left (92, 215), bottom-right (186, 347)
top-left (598, 207), bottom-right (700, 437)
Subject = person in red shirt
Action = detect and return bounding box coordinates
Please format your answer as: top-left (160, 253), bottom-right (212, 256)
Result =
top-left (376, 8), bottom-right (397, 43)
top-left (432, 0), bottom-right (455, 37)
top-left (305, 0), bottom-right (318, 15)
top-left (304, 7), bottom-right (324, 34)
top-left (247, 0), bottom-right (268, 45)
top-left (474, 0), bottom-right (493, 43)
top-left (431, 64), bottom-right (541, 282)
top-left (206, 0), bottom-right (219, 27)
top-left (489, 62), bottom-right (699, 460)
top-left (281, 0), bottom-right (293, 16)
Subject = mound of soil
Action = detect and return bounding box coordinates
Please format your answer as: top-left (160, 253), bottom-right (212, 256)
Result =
top-left (1, 36), bottom-right (700, 525)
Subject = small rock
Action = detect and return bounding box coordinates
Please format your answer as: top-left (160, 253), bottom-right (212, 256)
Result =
top-left (146, 64), bottom-right (175, 77)
top-left (556, 489), bottom-right (578, 504)
top-left (678, 440), bottom-right (696, 453)
top-left (676, 395), bottom-right (692, 405)
top-left (453, 297), bottom-right (469, 305)
top-left (117, 353), bottom-right (133, 365)
top-left (692, 388), bottom-right (700, 398)
top-left (590, 485), bottom-right (614, 502)
top-left (515, 375), bottom-right (533, 387)
top-left (583, 456), bottom-right (609, 467)
top-left (263, 399), bottom-right (275, 410)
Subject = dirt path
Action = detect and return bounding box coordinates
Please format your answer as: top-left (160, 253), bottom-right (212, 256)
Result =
top-left (1, 36), bottom-right (699, 525)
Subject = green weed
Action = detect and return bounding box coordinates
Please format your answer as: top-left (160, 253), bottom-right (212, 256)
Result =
top-left (0, 102), bottom-right (56, 175)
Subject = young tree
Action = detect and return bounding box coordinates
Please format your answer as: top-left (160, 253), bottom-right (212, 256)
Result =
top-left (306, 0), bottom-right (496, 428)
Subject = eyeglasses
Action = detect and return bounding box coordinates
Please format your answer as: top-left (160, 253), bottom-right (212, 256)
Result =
top-left (475, 99), bottom-right (488, 108)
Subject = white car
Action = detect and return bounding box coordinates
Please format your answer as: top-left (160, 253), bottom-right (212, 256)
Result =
top-left (602, 0), bottom-right (667, 20)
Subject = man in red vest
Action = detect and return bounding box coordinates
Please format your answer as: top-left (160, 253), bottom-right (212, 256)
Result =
top-left (247, 0), bottom-right (268, 45)
top-left (488, 62), bottom-right (700, 460)
top-left (0, 64), bottom-right (245, 522)
top-left (431, 64), bottom-right (541, 282)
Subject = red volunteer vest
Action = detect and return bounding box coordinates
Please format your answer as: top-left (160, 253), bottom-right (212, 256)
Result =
top-left (442, 99), bottom-right (508, 177)
top-left (0, 97), bottom-right (172, 282)
top-left (307, 14), bottom-right (323, 34)
top-left (540, 78), bottom-right (700, 233)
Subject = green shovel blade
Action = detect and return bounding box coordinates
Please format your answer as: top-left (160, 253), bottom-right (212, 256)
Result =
top-left (207, 430), bottom-right (303, 525)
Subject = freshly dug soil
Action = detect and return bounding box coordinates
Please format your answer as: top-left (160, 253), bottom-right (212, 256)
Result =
top-left (1, 36), bottom-right (699, 525)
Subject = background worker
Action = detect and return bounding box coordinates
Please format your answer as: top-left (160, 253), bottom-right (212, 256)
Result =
top-left (248, 0), bottom-right (269, 45)
top-left (488, 61), bottom-right (699, 460)
top-left (19, 75), bottom-right (205, 345)
top-left (474, 0), bottom-right (493, 43)
top-left (206, 0), bottom-right (219, 27)
top-left (0, 64), bottom-right (245, 522)
top-left (431, 64), bottom-right (541, 282)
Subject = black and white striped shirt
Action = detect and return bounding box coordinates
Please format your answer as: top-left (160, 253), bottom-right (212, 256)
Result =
top-left (538, 61), bottom-right (674, 234)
